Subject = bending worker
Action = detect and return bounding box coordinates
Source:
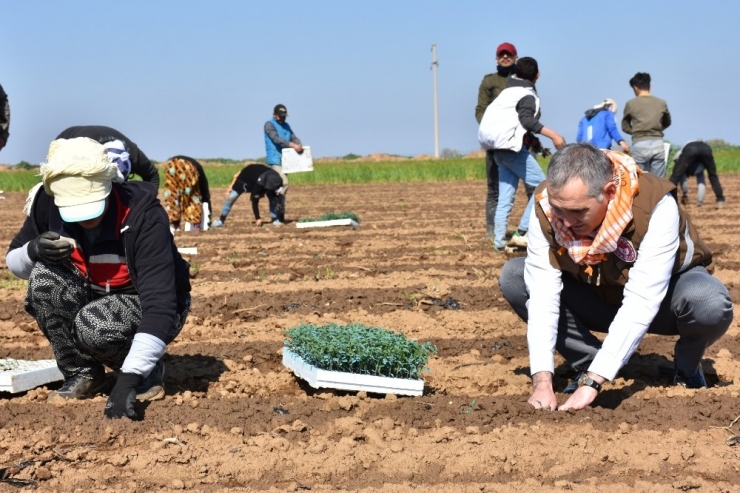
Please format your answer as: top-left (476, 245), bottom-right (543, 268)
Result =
top-left (499, 143), bottom-right (732, 411)
top-left (213, 163), bottom-right (285, 227)
top-left (669, 140), bottom-right (725, 209)
top-left (6, 137), bottom-right (191, 420)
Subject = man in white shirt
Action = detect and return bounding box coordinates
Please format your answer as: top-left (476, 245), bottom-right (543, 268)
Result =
top-left (499, 143), bottom-right (732, 411)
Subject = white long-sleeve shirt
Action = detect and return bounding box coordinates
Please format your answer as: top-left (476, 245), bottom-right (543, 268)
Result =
top-left (525, 194), bottom-right (680, 380)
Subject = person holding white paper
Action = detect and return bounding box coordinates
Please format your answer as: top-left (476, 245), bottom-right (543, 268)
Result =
top-left (264, 104), bottom-right (302, 191)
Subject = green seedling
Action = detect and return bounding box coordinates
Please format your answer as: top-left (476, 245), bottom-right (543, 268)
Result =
top-left (298, 212), bottom-right (360, 224)
top-left (284, 323), bottom-right (437, 380)
top-left (460, 398), bottom-right (478, 414)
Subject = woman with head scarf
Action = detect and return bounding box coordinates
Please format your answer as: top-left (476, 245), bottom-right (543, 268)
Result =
top-left (576, 98), bottom-right (630, 153)
top-left (5, 137), bottom-right (191, 420)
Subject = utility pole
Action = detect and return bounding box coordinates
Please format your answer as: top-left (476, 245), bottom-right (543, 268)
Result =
top-left (431, 43), bottom-right (439, 158)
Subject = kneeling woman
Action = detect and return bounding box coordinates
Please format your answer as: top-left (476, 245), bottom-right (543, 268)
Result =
top-left (5, 137), bottom-right (191, 420)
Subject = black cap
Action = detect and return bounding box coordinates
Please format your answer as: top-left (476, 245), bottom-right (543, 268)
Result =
top-left (273, 104), bottom-right (288, 116)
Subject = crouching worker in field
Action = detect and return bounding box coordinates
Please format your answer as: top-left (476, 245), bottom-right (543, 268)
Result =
top-left (163, 155), bottom-right (212, 232)
top-left (499, 143), bottom-right (732, 411)
top-left (213, 163), bottom-right (285, 227)
top-left (5, 137), bottom-right (191, 420)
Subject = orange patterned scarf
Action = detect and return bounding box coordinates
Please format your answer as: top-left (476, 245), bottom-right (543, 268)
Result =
top-left (538, 150), bottom-right (642, 270)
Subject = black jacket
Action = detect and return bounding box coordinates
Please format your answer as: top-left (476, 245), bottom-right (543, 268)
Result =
top-left (56, 126), bottom-right (160, 187)
top-left (9, 182), bottom-right (190, 343)
top-left (233, 164), bottom-right (283, 220)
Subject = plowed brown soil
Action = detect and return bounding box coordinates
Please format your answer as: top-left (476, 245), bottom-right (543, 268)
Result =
top-left (1, 178), bottom-right (739, 492)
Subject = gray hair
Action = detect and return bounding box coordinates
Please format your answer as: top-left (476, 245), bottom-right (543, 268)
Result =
top-left (546, 143), bottom-right (613, 199)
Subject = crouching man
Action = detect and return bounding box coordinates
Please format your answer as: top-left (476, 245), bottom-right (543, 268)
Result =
top-left (499, 143), bottom-right (732, 411)
top-left (5, 137), bottom-right (191, 420)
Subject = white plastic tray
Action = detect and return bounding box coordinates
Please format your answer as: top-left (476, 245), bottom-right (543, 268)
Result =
top-left (282, 348), bottom-right (424, 396)
top-left (295, 219), bottom-right (359, 229)
top-left (0, 358), bottom-right (64, 393)
top-left (177, 247), bottom-right (198, 255)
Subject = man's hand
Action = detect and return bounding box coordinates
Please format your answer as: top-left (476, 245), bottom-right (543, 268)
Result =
top-left (619, 140), bottom-right (631, 153)
top-left (540, 127), bottom-right (566, 150)
top-left (551, 134), bottom-right (566, 150)
top-left (27, 231), bottom-right (74, 264)
top-left (105, 373), bottom-right (143, 420)
top-left (559, 371), bottom-right (604, 411)
top-left (528, 371), bottom-right (558, 411)
top-left (255, 219), bottom-right (263, 226)
top-left (224, 188), bottom-right (233, 198)
top-left (290, 142), bottom-right (304, 154)
top-left (558, 386), bottom-right (598, 411)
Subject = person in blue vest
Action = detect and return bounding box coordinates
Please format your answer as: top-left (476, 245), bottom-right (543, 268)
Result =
top-left (264, 104), bottom-right (303, 192)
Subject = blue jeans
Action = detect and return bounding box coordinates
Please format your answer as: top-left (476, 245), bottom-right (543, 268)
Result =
top-left (632, 139), bottom-right (666, 177)
top-left (220, 190), bottom-right (285, 222)
top-left (219, 190), bottom-right (240, 220)
top-left (492, 149), bottom-right (546, 249)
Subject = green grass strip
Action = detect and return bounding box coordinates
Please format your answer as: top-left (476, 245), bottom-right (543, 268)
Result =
top-left (284, 323), bottom-right (437, 380)
top-left (3, 145), bottom-right (740, 192)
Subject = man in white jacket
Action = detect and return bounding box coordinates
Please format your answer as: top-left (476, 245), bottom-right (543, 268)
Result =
top-left (499, 144), bottom-right (732, 411)
top-left (478, 57), bottom-right (565, 252)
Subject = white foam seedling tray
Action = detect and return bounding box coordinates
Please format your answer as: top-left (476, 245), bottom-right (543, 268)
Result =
top-left (177, 247), bottom-right (198, 255)
top-left (296, 219), bottom-right (359, 229)
top-left (0, 358), bottom-right (64, 393)
top-left (282, 348), bottom-right (424, 396)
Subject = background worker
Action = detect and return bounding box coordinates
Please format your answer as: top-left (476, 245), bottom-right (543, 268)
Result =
top-left (576, 98), bottom-right (630, 152)
top-left (162, 155), bottom-right (211, 232)
top-left (56, 125), bottom-right (159, 187)
top-left (265, 104), bottom-right (302, 191)
top-left (0, 83), bottom-right (9, 153)
top-left (475, 42), bottom-right (537, 242)
top-left (478, 56), bottom-right (566, 252)
top-left (669, 140), bottom-right (725, 209)
top-left (5, 137), bottom-right (191, 420)
top-left (622, 72), bottom-right (671, 176)
top-left (213, 163), bottom-right (285, 227)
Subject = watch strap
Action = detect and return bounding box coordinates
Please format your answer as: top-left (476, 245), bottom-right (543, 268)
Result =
top-left (578, 374), bottom-right (602, 393)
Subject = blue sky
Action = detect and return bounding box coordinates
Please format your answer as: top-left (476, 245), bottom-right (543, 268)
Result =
top-left (2, 0), bottom-right (739, 165)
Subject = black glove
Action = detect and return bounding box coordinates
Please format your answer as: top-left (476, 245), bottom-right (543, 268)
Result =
top-left (27, 231), bottom-right (74, 264)
top-left (104, 373), bottom-right (143, 420)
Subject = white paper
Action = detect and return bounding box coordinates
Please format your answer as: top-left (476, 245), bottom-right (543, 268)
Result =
top-left (281, 146), bottom-right (314, 174)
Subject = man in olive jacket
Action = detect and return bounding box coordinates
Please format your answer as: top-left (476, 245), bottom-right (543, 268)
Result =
top-left (621, 72), bottom-right (671, 177)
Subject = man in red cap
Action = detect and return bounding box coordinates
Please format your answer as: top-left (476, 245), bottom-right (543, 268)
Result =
top-left (475, 42), bottom-right (535, 244)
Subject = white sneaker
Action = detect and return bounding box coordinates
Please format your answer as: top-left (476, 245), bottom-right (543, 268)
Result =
top-left (507, 231), bottom-right (528, 248)
top-left (272, 220), bottom-right (283, 227)
top-left (213, 219), bottom-right (224, 228)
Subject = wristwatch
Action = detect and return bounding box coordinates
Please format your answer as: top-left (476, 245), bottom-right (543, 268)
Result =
top-left (577, 373), bottom-right (603, 393)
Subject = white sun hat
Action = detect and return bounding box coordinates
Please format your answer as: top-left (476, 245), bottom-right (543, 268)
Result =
top-left (41, 137), bottom-right (124, 222)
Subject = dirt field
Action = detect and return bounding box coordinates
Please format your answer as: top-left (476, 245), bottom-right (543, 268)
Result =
top-left (1, 178), bottom-right (740, 492)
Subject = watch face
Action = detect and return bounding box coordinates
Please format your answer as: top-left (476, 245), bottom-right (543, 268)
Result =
top-left (578, 374), bottom-right (601, 392)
